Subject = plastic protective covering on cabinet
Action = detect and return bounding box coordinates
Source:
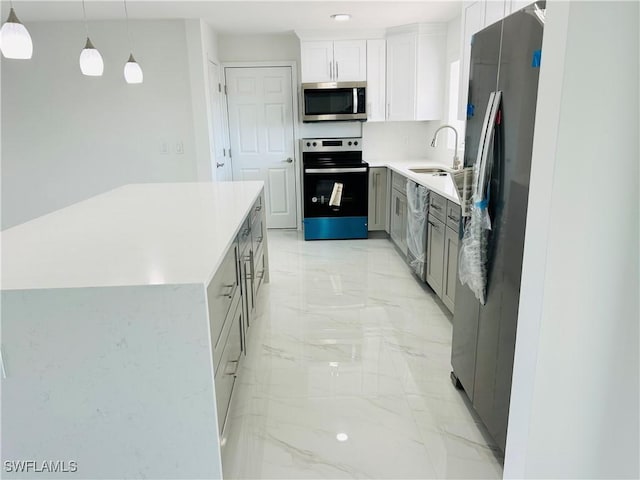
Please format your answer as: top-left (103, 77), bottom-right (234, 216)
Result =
top-left (458, 91), bottom-right (502, 305)
top-left (406, 181), bottom-right (429, 274)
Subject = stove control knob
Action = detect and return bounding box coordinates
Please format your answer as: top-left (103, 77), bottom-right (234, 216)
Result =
top-left (354, 141), bottom-right (359, 146)
top-left (306, 142), bottom-right (311, 147)
top-left (312, 142), bottom-right (317, 147)
top-left (348, 141), bottom-right (352, 146)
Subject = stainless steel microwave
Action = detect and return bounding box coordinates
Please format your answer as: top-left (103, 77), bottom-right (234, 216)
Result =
top-left (301, 82), bottom-right (367, 122)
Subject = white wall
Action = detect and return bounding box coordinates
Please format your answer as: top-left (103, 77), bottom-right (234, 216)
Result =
top-left (218, 33), bottom-right (300, 63)
top-left (185, 19), bottom-right (220, 182)
top-left (1, 20), bottom-right (198, 229)
top-left (505, 1), bottom-right (639, 478)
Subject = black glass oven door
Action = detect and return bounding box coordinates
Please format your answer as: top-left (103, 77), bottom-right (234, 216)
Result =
top-left (303, 167), bottom-right (368, 218)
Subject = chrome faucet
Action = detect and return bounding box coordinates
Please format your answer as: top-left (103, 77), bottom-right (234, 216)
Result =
top-left (430, 125), bottom-right (461, 170)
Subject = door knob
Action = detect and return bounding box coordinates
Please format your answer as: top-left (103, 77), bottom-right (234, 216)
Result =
top-left (216, 162), bottom-right (225, 168)
top-left (284, 158), bottom-right (293, 163)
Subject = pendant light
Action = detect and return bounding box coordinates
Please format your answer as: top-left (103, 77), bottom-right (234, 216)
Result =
top-left (0, 3), bottom-right (33, 59)
top-left (122, 0), bottom-right (143, 84)
top-left (79, 0), bottom-right (103, 76)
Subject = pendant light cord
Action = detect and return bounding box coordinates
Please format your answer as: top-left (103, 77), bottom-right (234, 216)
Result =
top-left (124, 0), bottom-right (133, 52)
top-left (81, 0), bottom-right (89, 37)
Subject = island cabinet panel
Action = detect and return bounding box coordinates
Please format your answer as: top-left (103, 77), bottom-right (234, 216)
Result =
top-left (1, 284), bottom-right (222, 479)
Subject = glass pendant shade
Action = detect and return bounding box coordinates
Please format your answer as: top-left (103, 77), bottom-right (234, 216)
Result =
top-left (79, 37), bottom-right (104, 76)
top-left (0, 8), bottom-right (33, 59)
top-left (124, 54), bottom-right (143, 84)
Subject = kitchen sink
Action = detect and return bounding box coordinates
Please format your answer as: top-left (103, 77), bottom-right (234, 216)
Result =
top-left (408, 167), bottom-right (449, 174)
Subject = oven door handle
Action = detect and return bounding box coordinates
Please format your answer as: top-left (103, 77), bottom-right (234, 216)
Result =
top-left (353, 88), bottom-right (358, 114)
top-left (305, 167), bottom-right (368, 174)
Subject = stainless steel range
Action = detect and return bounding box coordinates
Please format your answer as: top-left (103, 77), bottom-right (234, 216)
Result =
top-left (301, 138), bottom-right (369, 240)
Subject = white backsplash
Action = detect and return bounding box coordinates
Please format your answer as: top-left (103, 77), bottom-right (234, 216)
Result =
top-left (298, 120), bottom-right (462, 168)
top-left (362, 121), bottom-right (457, 165)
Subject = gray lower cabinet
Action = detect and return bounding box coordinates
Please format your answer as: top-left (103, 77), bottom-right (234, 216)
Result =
top-left (424, 197), bottom-right (461, 314)
top-left (368, 167), bottom-right (389, 231)
top-left (209, 193), bottom-right (269, 438)
top-left (390, 172), bottom-right (408, 255)
top-left (442, 225), bottom-right (459, 312)
top-left (426, 213), bottom-right (445, 297)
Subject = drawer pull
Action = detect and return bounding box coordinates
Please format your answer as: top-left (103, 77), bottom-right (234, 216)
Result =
top-left (428, 221), bottom-right (441, 230)
top-left (448, 215), bottom-right (459, 222)
top-left (255, 205), bottom-right (262, 212)
top-left (220, 284), bottom-right (234, 299)
top-left (431, 204), bottom-right (442, 211)
top-left (242, 228), bottom-right (250, 238)
top-left (224, 360), bottom-right (239, 376)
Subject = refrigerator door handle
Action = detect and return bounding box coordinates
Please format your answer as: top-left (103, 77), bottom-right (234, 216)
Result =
top-left (475, 91), bottom-right (502, 200)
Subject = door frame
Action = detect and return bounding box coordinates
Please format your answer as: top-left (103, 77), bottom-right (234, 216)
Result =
top-left (222, 61), bottom-right (302, 230)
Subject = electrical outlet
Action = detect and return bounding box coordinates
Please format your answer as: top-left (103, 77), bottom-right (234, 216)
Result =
top-left (175, 141), bottom-right (184, 154)
top-left (160, 141), bottom-right (169, 154)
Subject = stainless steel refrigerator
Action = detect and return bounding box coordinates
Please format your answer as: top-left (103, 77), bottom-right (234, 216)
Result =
top-left (450, 1), bottom-right (545, 453)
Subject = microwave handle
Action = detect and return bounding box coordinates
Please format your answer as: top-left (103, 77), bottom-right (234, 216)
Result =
top-left (353, 88), bottom-right (358, 114)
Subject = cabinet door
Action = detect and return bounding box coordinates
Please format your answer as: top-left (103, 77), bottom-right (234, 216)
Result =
top-left (366, 39), bottom-right (386, 122)
top-left (485, 0), bottom-right (507, 27)
top-left (368, 167), bottom-right (388, 231)
top-left (386, 33), bottom-right (417, 121)
top-left (442, 227), bottom-right (459, 312)
top-left (301, 41), bottom-right (334, 82)
top-left (333, 40), bottom-right (367, 81)
top-left (390, 189), bottom-right (406, 256)
top-left (399, 193), bottom-right (409, 256)
top-left (426, 216), bottom-right (445, 297)
top-left (458, 1), bottom-right (485, 120)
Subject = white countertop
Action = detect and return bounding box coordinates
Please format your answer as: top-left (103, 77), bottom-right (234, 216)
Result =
top-left (1, 182), bottom-right (264, 291)
top-left (366, 159), bottom-right (461, 204)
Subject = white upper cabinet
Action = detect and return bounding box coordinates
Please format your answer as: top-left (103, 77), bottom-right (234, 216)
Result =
top-left (333, 40), bottom-right (367, 82)
top-left (386, 24), bottom-right (446, 121)
top-left (457, 0), bottom-right (522, 120)
top-left (366, 39), bottom-right (387, 122)
top-left (300, 40), bottom-right (366, 83)
top-left (300, 41), bottom-right (334, 83)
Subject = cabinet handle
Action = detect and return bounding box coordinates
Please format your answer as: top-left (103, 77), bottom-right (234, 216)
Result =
top-left (255, 205), bottom-right (262, 212)
top-left (335, 61), bottom-right (339, 79)
top-left (428, 220), bottom-right (441, 231)
top-left (448, 215), bottom-right (458, 222)
top-left (1, 348), bottom-right (6, 379)
top-left (220, 284), bottom-right (234, 299)
top-left (329, 61), bottom-right (333, 80)
top-left (224, 360), bottom-right (239, 376)
top-left (431, 204), bottom-right (442, 211)
top-left (216, 162), bottom-right (225, 168)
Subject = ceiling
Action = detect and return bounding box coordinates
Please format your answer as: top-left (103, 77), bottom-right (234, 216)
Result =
top-left (4, 1), bottom-right (462, 34)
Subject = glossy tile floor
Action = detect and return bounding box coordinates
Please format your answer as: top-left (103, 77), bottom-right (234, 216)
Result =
top-left (221, 230), bottom-right (503, 479)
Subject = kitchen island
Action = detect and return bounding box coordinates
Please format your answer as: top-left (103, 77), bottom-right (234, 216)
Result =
top-left (1, 182), bottom-right (268, 479)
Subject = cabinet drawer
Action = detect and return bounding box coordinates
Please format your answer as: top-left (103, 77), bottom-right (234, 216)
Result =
top-left (238, 218), bottom-right (251, 255)
top-left (446, 201), bottom-right (461, 231)
top-left (429, 192), bottom-right (447, 223)
top-left (253, 247), bottom-right (267, 298)
top-left (214, 298), bottom-right (243, 435)
top-left (213, 290), bottom-right (241, 376)
top-left (392, 171), bottom-right (408, 193)
top-left (251, 213), bottom-right (265, 254)
top-left (249, 196), bottom-right (263, 225)
top-left (207, 244), bottom-right (239, 349)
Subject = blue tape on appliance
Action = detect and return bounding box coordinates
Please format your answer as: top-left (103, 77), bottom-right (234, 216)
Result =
top-left (532, 49), bottom-right (541, 68)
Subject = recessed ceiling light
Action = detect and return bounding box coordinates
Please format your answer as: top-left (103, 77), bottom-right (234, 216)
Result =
top-left (336, 433), bottom-right (349, 442)
top-left (330, 14), bottom-right (351, 22)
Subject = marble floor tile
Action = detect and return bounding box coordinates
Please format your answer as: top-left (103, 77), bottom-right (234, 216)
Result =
top-left (222, 230), bottom-right (503, 479)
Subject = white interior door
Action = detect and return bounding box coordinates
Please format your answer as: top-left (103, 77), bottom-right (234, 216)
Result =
top-left (208, 61), bottom-right (232, 181)
top-left (225, 66), bottom-right (297, 229)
